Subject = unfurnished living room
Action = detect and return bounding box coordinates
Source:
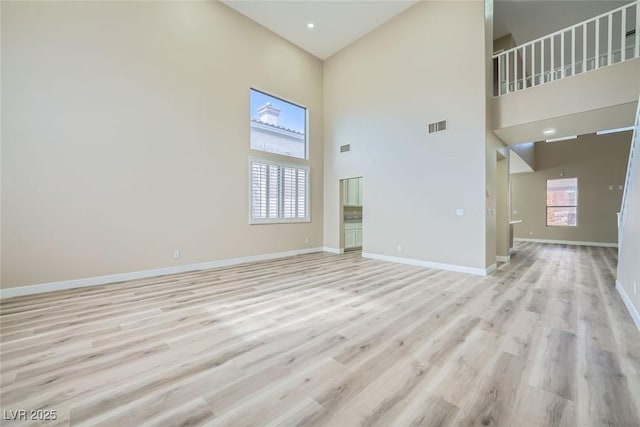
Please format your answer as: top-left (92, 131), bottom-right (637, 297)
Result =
top-left (1, 0), bottom-right (640, 426)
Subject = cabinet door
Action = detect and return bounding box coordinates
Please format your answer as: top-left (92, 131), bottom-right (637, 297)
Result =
top-left (357, 177), bottom-right (363, 206)
top-left (347, 179), bottom-right (359, 206)
top-left (355, 229), bottom-right (362, 247)
top-left (345, 229), bottom-right (356, 248)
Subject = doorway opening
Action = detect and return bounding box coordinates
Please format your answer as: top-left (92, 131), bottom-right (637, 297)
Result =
top-left (341, 177), bottom-right (363, 251)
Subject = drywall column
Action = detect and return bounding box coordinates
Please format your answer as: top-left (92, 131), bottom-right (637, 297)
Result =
top-left (496, 152), bottom-right (510, 260)
top-left (485, 0), bottom-right (508, 270)
top-left (616, 115), bottom-right (640, 330)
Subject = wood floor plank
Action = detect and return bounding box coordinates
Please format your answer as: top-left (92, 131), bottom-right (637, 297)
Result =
top-left (451, 351), bottom-right (525, 426)
top-left (529, 327), bottom-right (577, 401)
top-left (510, 385), bottom-right (576, 427)
top-left (578, 346), bottom-right (639, 427)
top-left (1, 244), bottom-right (639, 426)
top-left (263, 397), bottom-right (327, 427)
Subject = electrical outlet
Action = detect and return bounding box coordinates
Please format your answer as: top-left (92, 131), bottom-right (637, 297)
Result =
top-left (173, 250), bottom-right (181, 259)
top-left (529, 231), bottom-right (533, 235)
top-left (304, 237), bottom-right (309, 244)
top-left (456, 209), bottom-right (464, 216)
top-left (397, 245), bottom-right (402, 252)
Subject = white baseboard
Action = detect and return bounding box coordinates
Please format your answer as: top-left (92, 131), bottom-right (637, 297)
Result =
top-left (361, 252), bottom-right (489, 276)
top-left (496, 255), bottom-right (510, 263)
top-left (0, 247), bottom-right (324, 299)
top-left (514, 238), bottom-right (618, 248)
top-left (616, 280), bottom-right (640, 332)
top-left (322, 247), bottom-right (344, 254)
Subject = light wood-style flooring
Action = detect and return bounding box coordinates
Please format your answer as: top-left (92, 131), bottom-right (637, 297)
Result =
top-left (1, 242), bottom-right (639, 426)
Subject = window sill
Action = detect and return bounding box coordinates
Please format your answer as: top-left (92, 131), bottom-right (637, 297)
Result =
top-left (250, 218), bottom-right (311, 225)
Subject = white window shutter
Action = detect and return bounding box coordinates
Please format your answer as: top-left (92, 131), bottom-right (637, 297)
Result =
top-left (249, 158), bottom-right (310, 223)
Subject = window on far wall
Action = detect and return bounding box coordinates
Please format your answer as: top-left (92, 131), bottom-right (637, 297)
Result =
top-left (250, 158), bottom-right (309, 224)
top-left (250, 89), bottom-right (307, 159)
top-left (546, 178), bottom-right (578, 226)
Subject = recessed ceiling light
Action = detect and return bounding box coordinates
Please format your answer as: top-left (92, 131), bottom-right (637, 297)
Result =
top-left (596, 126), bottom-right (634, 135)
top-left (307, 23), bottom-right (315, 29)
top-left (545, 135), bottom-right (577, 143)
top-left (543, 129), bottom-right (556, 135)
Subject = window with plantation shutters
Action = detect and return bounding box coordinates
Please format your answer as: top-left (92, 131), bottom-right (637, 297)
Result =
top-left (250, 158), bottom-right (310, 224)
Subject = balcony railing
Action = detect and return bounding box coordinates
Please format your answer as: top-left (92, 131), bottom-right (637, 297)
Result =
top-left (493, 1), bottom-right (639, 96)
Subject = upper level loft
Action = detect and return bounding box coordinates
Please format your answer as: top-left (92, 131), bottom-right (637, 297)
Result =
top-left (491, 1), bottom-right (640, 146)
top-left (493, 1), bottom-right (639, 97)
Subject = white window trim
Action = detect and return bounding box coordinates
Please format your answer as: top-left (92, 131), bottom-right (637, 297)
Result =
top-left (249, 157), bottom-right (311, 225)
top-left (546, 177), bottom-right (579, 227)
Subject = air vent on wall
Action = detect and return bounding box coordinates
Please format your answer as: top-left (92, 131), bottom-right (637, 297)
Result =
top-left (340, 144), bottom-right (351, 153)
top-left (428, 120), bottom-right (447, 134)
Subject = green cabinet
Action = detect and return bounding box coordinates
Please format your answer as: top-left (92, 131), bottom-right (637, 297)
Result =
top-left (343, 177), bottom-right (362, 207)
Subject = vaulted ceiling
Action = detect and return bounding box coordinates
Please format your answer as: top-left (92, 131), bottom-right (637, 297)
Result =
top-left (222, 1), bottom-right (631, 60)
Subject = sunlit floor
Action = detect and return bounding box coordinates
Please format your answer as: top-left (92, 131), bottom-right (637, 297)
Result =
top-left (1, 242), bottom-right (638, 426)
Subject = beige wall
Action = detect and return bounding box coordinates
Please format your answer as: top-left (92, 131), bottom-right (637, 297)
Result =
top-left (1, 1), bottom-right (324, 288)
top-left (493, 33), bottom-right (516, 53)
top-left (511, 132), bottom-right (631, 243)
top-left (323, 1), bottom-right (489, 270)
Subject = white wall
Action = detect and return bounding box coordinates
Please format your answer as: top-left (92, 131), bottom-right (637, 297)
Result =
top-left (323, 1), bottom-right (489, 271)
top-left (1, 1), bottom-right (324, 288)
top-left (617, 114), bottom-right (640, 329)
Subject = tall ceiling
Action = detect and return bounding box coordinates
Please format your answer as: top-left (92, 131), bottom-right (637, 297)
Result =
top-left (494, 0), bottom-right (632, 45)
top-left (222, 0), bottom-right (632, 61)
top-left (222, 0), bottom-right (417, 60)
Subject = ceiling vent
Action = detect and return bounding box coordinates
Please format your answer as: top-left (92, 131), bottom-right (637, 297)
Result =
top-left (340, 144), bottom-right (351, 153)
top-left (428, 120), bottom-right (447, 134)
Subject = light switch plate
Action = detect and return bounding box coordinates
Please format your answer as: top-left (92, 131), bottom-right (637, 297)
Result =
top-left (456, 209), bottom-right (464, 216)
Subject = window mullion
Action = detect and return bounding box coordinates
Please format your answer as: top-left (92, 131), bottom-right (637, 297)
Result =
top-left (279, 166), bottom-right (284, 219)
top-left (295, 169), bottom-right (300, 218)
top-left (265, 164), bottom-right (270, 219)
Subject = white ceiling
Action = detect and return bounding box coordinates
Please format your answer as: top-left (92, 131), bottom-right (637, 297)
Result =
top-left (494, 0), bottom-right (632, 45)
top-left (222, 0), bottom-right (417, 60)
top-left (222, 1), bottom-right (632, 61)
